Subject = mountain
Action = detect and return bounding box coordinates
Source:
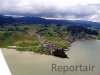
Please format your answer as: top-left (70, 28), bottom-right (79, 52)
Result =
top-left (0, 15), bottom-right (15, 25)
top-left (15, 16), bottom-right (46, 24)
top-left (0, 15), bottom-right (100, 28)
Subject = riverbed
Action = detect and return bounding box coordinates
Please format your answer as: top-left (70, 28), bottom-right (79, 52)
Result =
top-left (1, 40), bottom-right (100, 75)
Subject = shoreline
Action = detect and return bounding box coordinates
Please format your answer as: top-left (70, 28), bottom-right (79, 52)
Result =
top-left (1, 39), bottom-right (99, 59)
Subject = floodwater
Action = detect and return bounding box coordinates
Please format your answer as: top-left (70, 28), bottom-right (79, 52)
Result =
top-left (1, 40), bottom-right (100, 75)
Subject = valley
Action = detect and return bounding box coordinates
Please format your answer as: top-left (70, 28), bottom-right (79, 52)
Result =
top-left (0, 24), bottom-right (99, 58)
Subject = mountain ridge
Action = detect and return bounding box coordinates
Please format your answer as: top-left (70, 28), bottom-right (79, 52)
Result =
top-left (0, 15), bottom-right (100, 28)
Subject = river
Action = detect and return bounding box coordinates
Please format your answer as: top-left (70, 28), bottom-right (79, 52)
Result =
top-left (1, 40), bottom-right (100, 75)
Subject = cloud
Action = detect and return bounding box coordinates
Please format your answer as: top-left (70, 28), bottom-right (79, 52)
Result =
top-left (0, 0), bottom-right (100, 21)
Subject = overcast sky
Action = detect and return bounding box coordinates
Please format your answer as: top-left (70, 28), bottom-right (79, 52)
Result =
top-left (0, 0), bottom-right (100, 22)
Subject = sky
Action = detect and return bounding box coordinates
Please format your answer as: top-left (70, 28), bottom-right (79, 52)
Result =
top-left (0, 0), bottom-right (100, 22)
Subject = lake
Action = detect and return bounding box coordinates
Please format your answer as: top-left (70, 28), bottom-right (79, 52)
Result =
top-left (1, 40), bottom-right (100, 75)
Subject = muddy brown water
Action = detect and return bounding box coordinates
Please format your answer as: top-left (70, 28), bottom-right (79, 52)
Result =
top-left (1, 40), bottom-right (100, 75)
